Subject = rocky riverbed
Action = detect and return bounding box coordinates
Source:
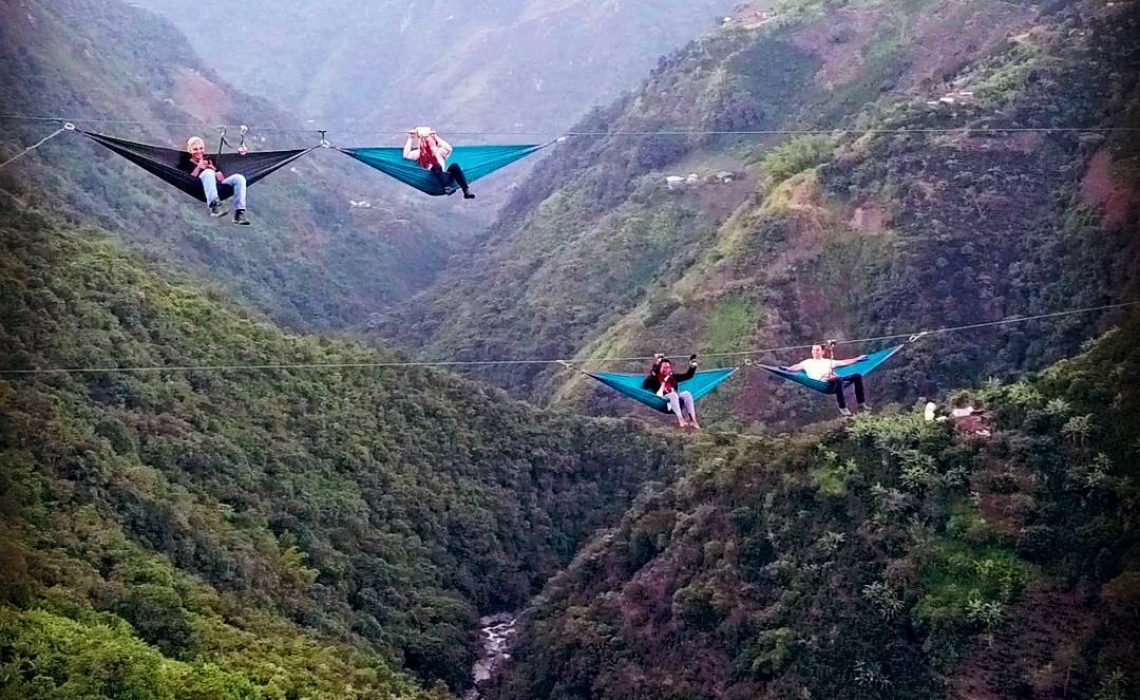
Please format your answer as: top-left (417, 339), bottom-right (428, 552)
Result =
top-left (464, 613), bottom-right (517, 699)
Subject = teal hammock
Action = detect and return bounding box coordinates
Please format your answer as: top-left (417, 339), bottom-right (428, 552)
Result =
top-left (338, 144), bottom-right (548, 196)
top-left (758, 345), bottom-right (903, 392)
top-left (588, 368), bottom-right (737, 414)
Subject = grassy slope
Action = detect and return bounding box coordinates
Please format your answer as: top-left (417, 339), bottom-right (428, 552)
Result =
top-left (373, 0), bottom-right (1139, 429)
top-left (0, 205), bottom-right (691, 694)
top-left (486, 311), bottom-right (1140, 700)
top-left (567, 0), bottom-right (1140, 430)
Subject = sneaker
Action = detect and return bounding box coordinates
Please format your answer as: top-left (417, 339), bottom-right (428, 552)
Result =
top-left (209, 201), bottom-right (227, 217)
top-left (233, 209), bottom-right (251, 226)
top-left (838, 407), bottom-right (853, 417)
top-left (859, 403), bottom-right (872, 413)
top-left (463, 191), bottom-right (476, 199)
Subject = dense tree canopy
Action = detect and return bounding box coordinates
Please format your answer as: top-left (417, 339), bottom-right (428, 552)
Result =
top-left (487, 314), bottom-right (1140, 699)
top-left (0, 207), bottom-right (690, 695)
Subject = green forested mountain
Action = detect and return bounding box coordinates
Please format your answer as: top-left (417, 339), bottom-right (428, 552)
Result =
top-left (375, 0), bottom-right (1140, 428)
top-left (3, 1), bottom-right (1138, 698)
top-left (0, 0), bottom-right (479, 329)
top-left (0, 205), bottom-right (691, 695)
top-left (485, 311), bottom-right (1140, 699)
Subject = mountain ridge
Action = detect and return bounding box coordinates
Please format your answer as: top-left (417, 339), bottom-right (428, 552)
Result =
top-left (370, 0), bottom-right (1140, 430)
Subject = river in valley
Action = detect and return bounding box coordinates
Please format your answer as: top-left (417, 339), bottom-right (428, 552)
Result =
top-left (464, 613), bottom-right (518, 699)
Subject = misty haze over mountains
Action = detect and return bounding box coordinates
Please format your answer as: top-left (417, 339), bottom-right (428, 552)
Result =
top-left (131, 0), bottom-right (741, 132)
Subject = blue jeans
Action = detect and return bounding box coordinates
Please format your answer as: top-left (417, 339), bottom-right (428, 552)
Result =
top-left (199, 170), bottom-right (247, 210)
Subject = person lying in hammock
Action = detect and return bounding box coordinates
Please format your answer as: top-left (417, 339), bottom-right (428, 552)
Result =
top-left (403, 126), bottom-right (475, 199)
top-left (643, 353), bottom-right (701, 429)
top-left (785, 344), bottom-right (870, 417)
top-left (183, 136), bottom-right (250, 224)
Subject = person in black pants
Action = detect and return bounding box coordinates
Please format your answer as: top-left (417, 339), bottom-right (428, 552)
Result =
top-left (785, 344), bottom-right (869, 416)
top-left (403, 126), bottom-right (475, 199)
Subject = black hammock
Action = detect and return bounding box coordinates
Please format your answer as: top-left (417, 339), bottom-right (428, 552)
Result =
top-left (81, 131), bottom-right (312, 203)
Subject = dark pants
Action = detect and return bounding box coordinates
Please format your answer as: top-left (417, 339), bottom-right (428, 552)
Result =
top-left (430, 163), bottom-right (470, 193)
top-left (825, 374), bottom-right (865, 409)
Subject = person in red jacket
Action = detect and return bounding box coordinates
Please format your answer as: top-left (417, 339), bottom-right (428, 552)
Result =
top-left (643, 353), bottom-right (700, 429)
top-left (402, 126), bottom-right (475, 199)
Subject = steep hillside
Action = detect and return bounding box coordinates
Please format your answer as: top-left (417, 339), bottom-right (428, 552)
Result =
top-left (374, 0), bottom-right (1140, 427)
top-left (486, 311), bottom-right (1140, 700)
top-left (0, 204), bottom-right (691, 694)
top-left (0, 0), bottom-right (479, 329)
top-left (131, 0), bottom-right (740, 134)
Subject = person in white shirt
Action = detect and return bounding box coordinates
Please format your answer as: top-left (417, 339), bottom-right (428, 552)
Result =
top-left (785, 344), bottom-right (869, 416)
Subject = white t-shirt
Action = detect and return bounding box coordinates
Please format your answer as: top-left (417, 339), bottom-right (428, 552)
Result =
top-left (799, 358), bottom-right (836, 381)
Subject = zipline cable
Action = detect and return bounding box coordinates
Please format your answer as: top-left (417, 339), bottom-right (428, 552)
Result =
top-left (0, 122), bottom-right (74, 171)
top-left (1, 113), bottom-right (1139, 137)
top-left (1, 301), bottom-right (1134, 377)
top-left (704, 301), bottom-right (1140, 360)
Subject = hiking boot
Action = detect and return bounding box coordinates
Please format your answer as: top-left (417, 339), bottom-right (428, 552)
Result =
top-left (859, 403), bottom-right (872, 413)
top-left (463, 190), bottom-right (476, 199)
top-left (233, 209), bottom-right (251, 226)
top-left (838, 407), bottom-right (853, 417)
top-left (209, 201), bottom-right (227, 217)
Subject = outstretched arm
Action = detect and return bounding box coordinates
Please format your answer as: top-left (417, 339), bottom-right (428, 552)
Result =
top-left (673, 355), bottom-right (698, 382)
top-left (784, 361), bottom-right (805, 371)
top-left (402, 136), bottom-right (420, 161)
top-left (833, 355), bottom-right (867, 368)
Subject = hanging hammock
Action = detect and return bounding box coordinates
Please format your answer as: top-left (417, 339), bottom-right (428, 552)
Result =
top-left (588, 368), bottom-right (737, 414)
top-left (338, 144), bottom-right (548, 196)
top-left (758, 345), bottom-right (903, 393)
top-left (82, 131), bottom-right (312, 202)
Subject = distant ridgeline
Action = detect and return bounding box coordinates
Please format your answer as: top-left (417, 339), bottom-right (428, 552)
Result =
top-left (0, 207), bottom-right (690, 696)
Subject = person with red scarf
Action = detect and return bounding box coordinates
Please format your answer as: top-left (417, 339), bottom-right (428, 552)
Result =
top-left (402, 126), bottom-right (475, 199)
top-left (642, 353), bottom-right (700, 429)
